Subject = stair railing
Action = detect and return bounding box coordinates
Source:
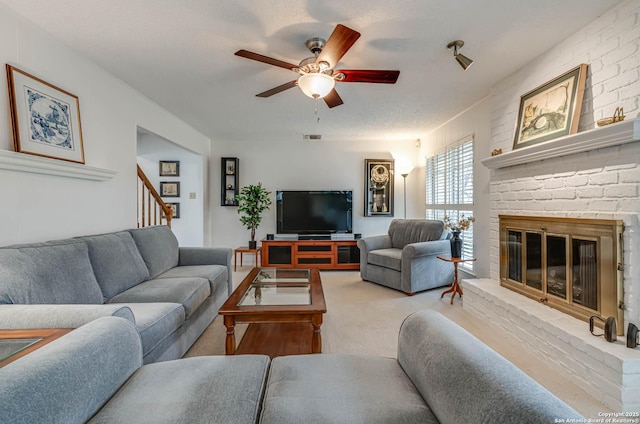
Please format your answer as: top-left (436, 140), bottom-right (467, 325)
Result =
top-left (137, 165), bottom-right (172, 228)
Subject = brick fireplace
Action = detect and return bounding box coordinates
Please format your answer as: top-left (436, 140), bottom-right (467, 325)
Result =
top-left (464, 118), bottom-right (640, 412)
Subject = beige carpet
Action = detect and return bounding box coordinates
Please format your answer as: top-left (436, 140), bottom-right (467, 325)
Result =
top-left (185, 268), bottom-right (610, 418)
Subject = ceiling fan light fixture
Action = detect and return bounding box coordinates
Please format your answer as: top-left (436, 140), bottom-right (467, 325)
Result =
top-left (447, 40), bottom-right (474, 71)
top-left (297, 73), bottom-right (335, 98)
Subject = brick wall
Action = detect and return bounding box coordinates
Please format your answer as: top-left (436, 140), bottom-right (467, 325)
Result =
top-left (487, 0), bottom-right (640, 325)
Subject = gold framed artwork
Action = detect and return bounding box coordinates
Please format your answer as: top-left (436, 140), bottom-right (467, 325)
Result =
top-left (6, 64), bottom-right (85, 164)
top-left (513, 64), bottom-right (588, 150)
top-left (365, 159), bottom-right (394, 217)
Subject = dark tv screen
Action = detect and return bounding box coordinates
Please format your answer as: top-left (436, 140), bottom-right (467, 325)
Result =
top-left (276, 190), bottom-right (353, 234)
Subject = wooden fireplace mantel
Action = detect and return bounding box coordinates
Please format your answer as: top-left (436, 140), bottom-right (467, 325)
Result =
top-left (481, 118), bottom-right (640, 170)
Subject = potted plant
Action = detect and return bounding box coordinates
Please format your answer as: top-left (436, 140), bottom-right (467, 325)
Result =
top-left (235, 182), bottom-right (272, 249)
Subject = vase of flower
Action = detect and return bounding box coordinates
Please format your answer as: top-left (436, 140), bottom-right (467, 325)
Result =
top-left (443, 215), bottom-right (475, 259)
top-left (450, 231), bottom-right (462, 258)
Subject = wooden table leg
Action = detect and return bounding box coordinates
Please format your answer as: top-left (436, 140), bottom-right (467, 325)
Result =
top-left (441, 261), bottom-right (462, 304)
top-left (311, 314), bottom-right (323, 353)
top-left (224, 315), bottom-right (236, 355)
top-left (234, 251), bottom-right (238, 272)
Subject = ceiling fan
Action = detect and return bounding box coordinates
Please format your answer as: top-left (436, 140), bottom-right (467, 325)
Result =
top-left (235, 24), bottom-right (400, 108)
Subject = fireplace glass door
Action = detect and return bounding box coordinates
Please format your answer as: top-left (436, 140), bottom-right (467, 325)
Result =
top-left (572, 238), bottom-right (597, 310)
top-left (500, 215), bottom-right (622, 330)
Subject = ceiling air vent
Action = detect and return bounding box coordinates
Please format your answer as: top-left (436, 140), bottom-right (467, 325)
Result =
top-left (303, 134), bottom-right (322, 141)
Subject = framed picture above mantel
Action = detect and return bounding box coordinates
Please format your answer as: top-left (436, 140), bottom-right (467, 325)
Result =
top-left (6, 64), bottom-right (85, 164)
top-left (512, 64), bottom-right (588, 150)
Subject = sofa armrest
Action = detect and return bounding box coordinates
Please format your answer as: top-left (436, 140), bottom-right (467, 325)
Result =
top-left (178, 247), bottom-right (231, 266)
top-left (0, 316), bottom-right (142, 424)
top-left (356, 235), bottom-right (392, 253)
top-left (397, 311), bottom-right (583, 423)
top-left (0, 304), bottom-right (135, 329)
top-left (179, 247), bottom-right (233, 288)
top-left (402, 239), bottom-right (450, 260)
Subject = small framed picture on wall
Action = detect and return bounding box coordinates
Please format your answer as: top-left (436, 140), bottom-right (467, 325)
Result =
top-left (159, 160), bottom-right (180, 176)
top-left (160, 181), bottom-right (180, 197)
top-left (165, 202), bottom-right (180, 219)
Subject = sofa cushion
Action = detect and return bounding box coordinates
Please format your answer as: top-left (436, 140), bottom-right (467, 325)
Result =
top-left (89, 355), bottom-right (270, 424)
top-left (367, 248), bottom-right (402, 271)
top-left (156, 265), bottom-right (228, 294)
top-left (260, 353), bottom-right (438, 424)
top-left (77, 231), bottom-right (150, 301)
top-left (108, 278), bottom-right (210, 319)
top-left (0, 240), bottom-right (103, 305)
top-left (388, 219), bottom-right (445, 249)
top-left (128, 226), bottom-right (179, 278)
top-left (124, 303), bottom-right (185, 356)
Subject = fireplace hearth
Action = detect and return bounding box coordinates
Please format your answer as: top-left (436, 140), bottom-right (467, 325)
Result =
top-left (499, 215), bottom-right (624, 334)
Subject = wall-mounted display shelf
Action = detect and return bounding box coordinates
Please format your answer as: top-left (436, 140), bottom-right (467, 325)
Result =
top-left (221, 157), bottom-right (239, 206)
top-left (0, 150), bottom-right (117, 181)
top-left (481, 118), bottom-right (640, 170)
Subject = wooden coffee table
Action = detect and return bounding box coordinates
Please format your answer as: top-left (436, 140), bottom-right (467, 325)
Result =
top-left (219, 267), bottom-right (326, 358)
top-left (0, 328), bottom-right (72, 368)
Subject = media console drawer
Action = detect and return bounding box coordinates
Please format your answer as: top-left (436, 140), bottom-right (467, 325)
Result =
top-left (261, 240), bottom-right (359, 270)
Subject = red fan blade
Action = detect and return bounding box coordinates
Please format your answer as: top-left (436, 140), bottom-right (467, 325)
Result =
top-left (315, 25), bottom-right (361, 69)
top-left (323, 89), bottom-right (344, 108)
top-left (235, 50), bottom-right (298, 71)
top-left (335, 69), bottom-right (400, 84)
top-left (256, 80), bottom-right (298, 97)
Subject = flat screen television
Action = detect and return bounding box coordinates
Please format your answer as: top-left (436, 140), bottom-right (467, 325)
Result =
top-left (276, 190), bottom-right (353, 234)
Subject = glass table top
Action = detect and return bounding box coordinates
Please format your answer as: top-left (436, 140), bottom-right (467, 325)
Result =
top-left (252, 268), bottom-right (311, 283)
top-left (0, 338), bottom-right (41, 362)
top-left (238, 284), bottom-right (311, 306)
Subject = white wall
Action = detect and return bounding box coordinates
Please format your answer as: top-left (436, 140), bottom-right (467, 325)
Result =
top-left (0, 4), bottom-right (211, 246)
top-left (211, 136), bottom-right (421, 248)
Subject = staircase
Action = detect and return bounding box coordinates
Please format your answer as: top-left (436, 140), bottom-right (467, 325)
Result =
top-left (137, 165), bottom-right (172, 228)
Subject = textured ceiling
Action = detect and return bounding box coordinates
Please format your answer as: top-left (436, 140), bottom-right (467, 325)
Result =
top-left (0, 0), bottom-right (621, 143)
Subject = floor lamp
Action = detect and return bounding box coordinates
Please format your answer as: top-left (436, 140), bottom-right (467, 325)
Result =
top-left (401, 173), bottom-right (409, 219)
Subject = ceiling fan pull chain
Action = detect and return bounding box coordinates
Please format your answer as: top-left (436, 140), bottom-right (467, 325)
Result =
top-left (315, 97), bottom-right (321, 123)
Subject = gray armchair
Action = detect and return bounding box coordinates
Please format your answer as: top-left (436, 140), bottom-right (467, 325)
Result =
top-left (357, 219), bottom-right (454, 295)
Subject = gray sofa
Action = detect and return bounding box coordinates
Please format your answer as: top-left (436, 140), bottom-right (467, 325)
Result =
top-left (0, 311), bottom-right (583, 423)
top-left (358, 219), bottom-right (455, 294)
top-left (1, 316), bottom-right (269, 424)
top-left (0, 225), bottom-right (232, 364)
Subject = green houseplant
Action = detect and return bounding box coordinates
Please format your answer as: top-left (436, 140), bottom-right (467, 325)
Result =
top-left (235, 182), bottom-right (272, 249)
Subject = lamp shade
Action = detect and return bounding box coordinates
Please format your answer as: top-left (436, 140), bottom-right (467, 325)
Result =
top-left (455, 53), bottom-right (474, 70)
top-left (297, 73), bottom-right (335, 98)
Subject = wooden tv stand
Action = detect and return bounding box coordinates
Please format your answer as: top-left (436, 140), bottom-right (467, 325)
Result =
top-left (261, 239), bottom-right (360, 270)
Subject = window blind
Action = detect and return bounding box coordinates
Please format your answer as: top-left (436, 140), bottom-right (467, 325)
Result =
top-left (425, 138), bottom-right (474, 271)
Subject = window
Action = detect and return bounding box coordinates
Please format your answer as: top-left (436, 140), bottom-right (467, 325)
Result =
top-left (425, 137), bottom-right (474, 271)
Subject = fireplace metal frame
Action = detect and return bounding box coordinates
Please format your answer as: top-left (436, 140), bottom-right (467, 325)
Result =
top-left (499, 215), bottom-right (624, 335)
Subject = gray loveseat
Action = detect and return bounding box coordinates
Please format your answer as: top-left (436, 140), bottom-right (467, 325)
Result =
top-left (1, 311), bottom-right (583, 423)
top-left (358, 219), bottom-right (454, 294)
top-left (0, 225), bottom-right (231, 363)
